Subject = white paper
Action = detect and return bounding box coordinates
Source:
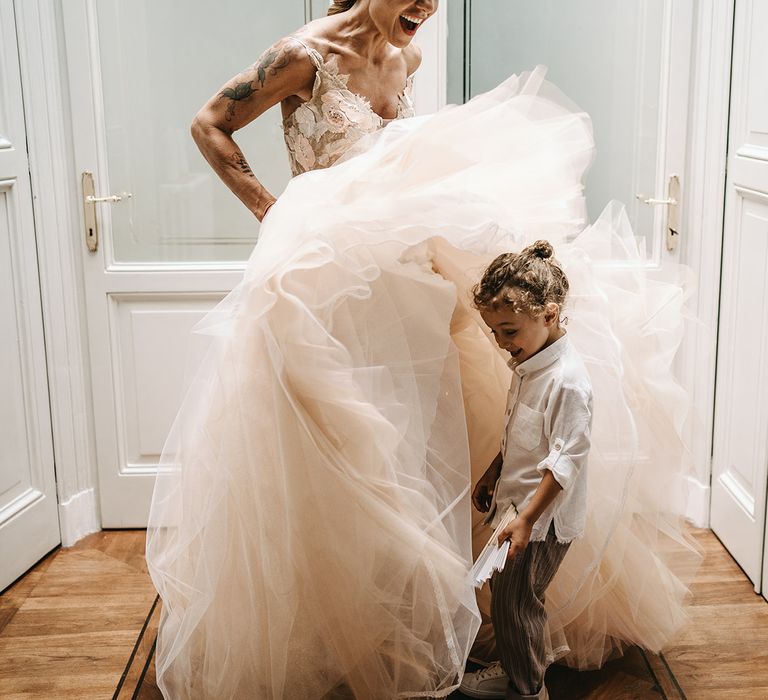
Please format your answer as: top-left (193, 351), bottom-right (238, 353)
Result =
top-left (469, 505), bottom-right (518, 588)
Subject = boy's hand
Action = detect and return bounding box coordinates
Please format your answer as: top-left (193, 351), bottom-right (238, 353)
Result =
top-left (498, 515), bottom-right (534, 559)
top-left (472, 466), bottom-right (500, 513)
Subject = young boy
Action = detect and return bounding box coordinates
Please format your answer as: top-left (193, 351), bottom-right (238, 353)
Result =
top-left (461, 240), bottom-right (593, 700)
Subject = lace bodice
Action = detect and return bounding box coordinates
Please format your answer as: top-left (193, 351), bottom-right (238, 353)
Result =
top-left (283, 39), bottom-right (415, 176)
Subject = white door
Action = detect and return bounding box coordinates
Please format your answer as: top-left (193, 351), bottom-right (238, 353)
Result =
top-left (0, 0), bottom-right (60, 589)
top-left (61, 0), bottom-right (447, 527)
top-left (710, 0), bottom-right (768, 591)
top-left (451, 0), bottom-right (694, 268)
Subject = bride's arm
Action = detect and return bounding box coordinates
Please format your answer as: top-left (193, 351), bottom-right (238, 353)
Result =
top-left (191, 37), bottom-right (314, 221)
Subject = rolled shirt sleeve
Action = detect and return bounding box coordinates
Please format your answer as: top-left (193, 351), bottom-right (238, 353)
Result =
top-left (536, 384), bottom-right (593, 491)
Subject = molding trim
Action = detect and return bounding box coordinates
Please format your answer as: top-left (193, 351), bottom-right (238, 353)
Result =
top-left (412, 2), bottom-right (448, 114)
top-left (736, 144), bottom-right (768, 161)
top-left (14, 0), bottom-right (101, 541)
top-left (734, 184), bottom-right (768, 203)
top-left (676, 0), bottom-right (735, 529)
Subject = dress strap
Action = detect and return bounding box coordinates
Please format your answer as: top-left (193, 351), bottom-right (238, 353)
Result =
top-left (291, 37), bottom-right (324, 71)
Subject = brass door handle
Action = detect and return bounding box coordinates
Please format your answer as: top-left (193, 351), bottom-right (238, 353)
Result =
top-left (81, 171), bottom-right (133, 252)
top-left (636, 175), bottom-right (681, 252)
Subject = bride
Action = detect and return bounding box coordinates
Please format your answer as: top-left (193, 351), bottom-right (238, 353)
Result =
top-left (146, 1), bottom-right (700, 698)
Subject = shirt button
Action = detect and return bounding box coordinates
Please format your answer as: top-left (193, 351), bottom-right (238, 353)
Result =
top-left (517, 369), bottom-right (526, 376)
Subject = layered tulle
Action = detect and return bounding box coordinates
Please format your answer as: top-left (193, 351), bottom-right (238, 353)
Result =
top-left (146, 68), bottom-right (700, 698)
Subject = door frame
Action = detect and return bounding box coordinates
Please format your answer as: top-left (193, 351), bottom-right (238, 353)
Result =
top-left (676, 0), bottom-right (735, 527)
top-left (15, 0), bottom-right (731, 542)
top-left (13, 0), bottom-right (100, 546)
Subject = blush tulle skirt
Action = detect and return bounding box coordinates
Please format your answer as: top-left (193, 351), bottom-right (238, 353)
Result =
top-left (146, 67), bottom-right (701, 699)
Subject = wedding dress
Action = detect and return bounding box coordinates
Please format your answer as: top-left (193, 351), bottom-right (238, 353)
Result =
top-left (146, 43), bottom-right (700, 699)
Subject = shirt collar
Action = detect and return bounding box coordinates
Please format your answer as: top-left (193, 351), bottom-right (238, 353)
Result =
top-left (507, 333), bottom-right (570, 377)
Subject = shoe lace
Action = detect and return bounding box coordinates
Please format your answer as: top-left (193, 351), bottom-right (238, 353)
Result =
top-left (477, 662), bottom-right (505, 681)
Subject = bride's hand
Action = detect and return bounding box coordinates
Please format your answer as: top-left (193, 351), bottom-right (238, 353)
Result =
top-left (258, 197), bottom-right (277, 222)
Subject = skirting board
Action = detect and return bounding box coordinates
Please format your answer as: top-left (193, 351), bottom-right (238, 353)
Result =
top-left (686, 476), bottom-right (710, 529)
top-left (58, 488), bottom-right (101, 547)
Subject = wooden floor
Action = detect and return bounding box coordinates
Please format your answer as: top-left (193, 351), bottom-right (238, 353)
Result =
top-left (0, 528), bottom-right (765, 699)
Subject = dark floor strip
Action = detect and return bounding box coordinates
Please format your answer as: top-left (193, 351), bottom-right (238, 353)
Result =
top-left (113, 594), bottom-right (160, 700)
top-left (660, 653), bottom-right (687, 700)
top-left (133, 637), bottom-right (158, 700)
top-left (638, 648), bottom-right (668, 700)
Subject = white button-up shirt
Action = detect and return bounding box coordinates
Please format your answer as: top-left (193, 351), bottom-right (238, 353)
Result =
top-left (490, 333), bottom-right (593, 543)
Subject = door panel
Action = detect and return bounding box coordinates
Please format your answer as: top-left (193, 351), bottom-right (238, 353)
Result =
top-left (0, 0), bottom-right (60, 589)
top-left (91, 0), bottom-right (303, 264)
top-left (63, 0), bottom-right (307, 526)
top-left (63, 0), bottom-right (444, 526)
top-left (711, 0), bottom-right (768, 591)
top-left (110, 295), bottom-right (222, 471)
top-left (449, 0), bottom-right (693, 266)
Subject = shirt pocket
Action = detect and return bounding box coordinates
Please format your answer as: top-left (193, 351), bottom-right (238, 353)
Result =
top-left (510, 402), bottom-right (544, 452)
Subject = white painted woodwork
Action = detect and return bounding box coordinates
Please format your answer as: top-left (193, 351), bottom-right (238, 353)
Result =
top-left (13, 0), bottom-right (101, 546)
top-left (61, 0), bottom-right (305, 526)
top-left (675, 0), bottom-right (734, 528)
top-left (411, 2), bottom-right (447, 114)
top-left (62, 0), bottom-right (448, 526)
top-left (710, 0), bottom-right (768, 591)
top-left (109, 296), bottom-right (222, 458)
top-left (0, 0), bottom-right (60, 589)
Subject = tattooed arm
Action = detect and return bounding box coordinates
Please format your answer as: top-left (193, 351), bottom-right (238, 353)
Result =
top-left (191, 38), bottom-right (314, 221)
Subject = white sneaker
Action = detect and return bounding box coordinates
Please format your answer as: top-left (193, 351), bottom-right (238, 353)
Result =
top-left (459, 662), bottom-right (509, 698)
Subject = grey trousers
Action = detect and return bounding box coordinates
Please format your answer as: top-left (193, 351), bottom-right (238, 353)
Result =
top-left (490, 525), bottom-right (571, 697)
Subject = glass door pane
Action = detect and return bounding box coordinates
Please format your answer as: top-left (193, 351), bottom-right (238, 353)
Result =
top-left (449, 0), bottom-right (673, 259)
top-left (95, 0), bottom-right (306, 263)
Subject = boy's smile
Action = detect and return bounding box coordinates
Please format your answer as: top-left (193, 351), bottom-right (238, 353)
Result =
top-left (481, 303), bottom-right (564, 365)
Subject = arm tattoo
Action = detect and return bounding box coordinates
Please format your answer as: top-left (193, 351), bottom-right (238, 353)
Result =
top-left (230, 150), bottom-right (255, 177)
top-left (255, 48), bottom-right (290, 88)
top-left (217, 43), bottom-right (292, 121)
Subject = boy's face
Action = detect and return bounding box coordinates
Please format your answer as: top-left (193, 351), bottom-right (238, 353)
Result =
top-left (480, 303), bottom-right (561, 365)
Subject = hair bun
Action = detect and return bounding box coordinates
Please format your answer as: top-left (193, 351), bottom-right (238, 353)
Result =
top-left (523, 240), bottom-right (553, 260)
top-left (328, 0), bottom-right (356, 15)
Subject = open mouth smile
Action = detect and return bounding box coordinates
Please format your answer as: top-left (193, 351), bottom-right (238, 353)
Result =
top-left (399, 13), bottom-right (425, 36)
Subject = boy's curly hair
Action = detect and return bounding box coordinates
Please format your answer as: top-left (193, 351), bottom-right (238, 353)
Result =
top-left (472, 240), bottom-right (569, 316)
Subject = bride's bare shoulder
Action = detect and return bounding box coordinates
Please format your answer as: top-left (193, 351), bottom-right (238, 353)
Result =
top-left (291, 15), bottom-right (339, 54)
top-left (402, 43), bottom-right (422, 77)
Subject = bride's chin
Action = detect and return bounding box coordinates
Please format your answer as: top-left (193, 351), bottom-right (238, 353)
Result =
top-left (391, 37), bottom-right (414, 48)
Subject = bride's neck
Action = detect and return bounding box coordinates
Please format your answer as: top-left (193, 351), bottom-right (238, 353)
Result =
top-left (331, 6), bottom-right (393, 65)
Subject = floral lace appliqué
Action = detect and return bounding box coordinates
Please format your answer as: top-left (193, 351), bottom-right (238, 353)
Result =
top-left (283, 44), bottom-right (415, 176)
